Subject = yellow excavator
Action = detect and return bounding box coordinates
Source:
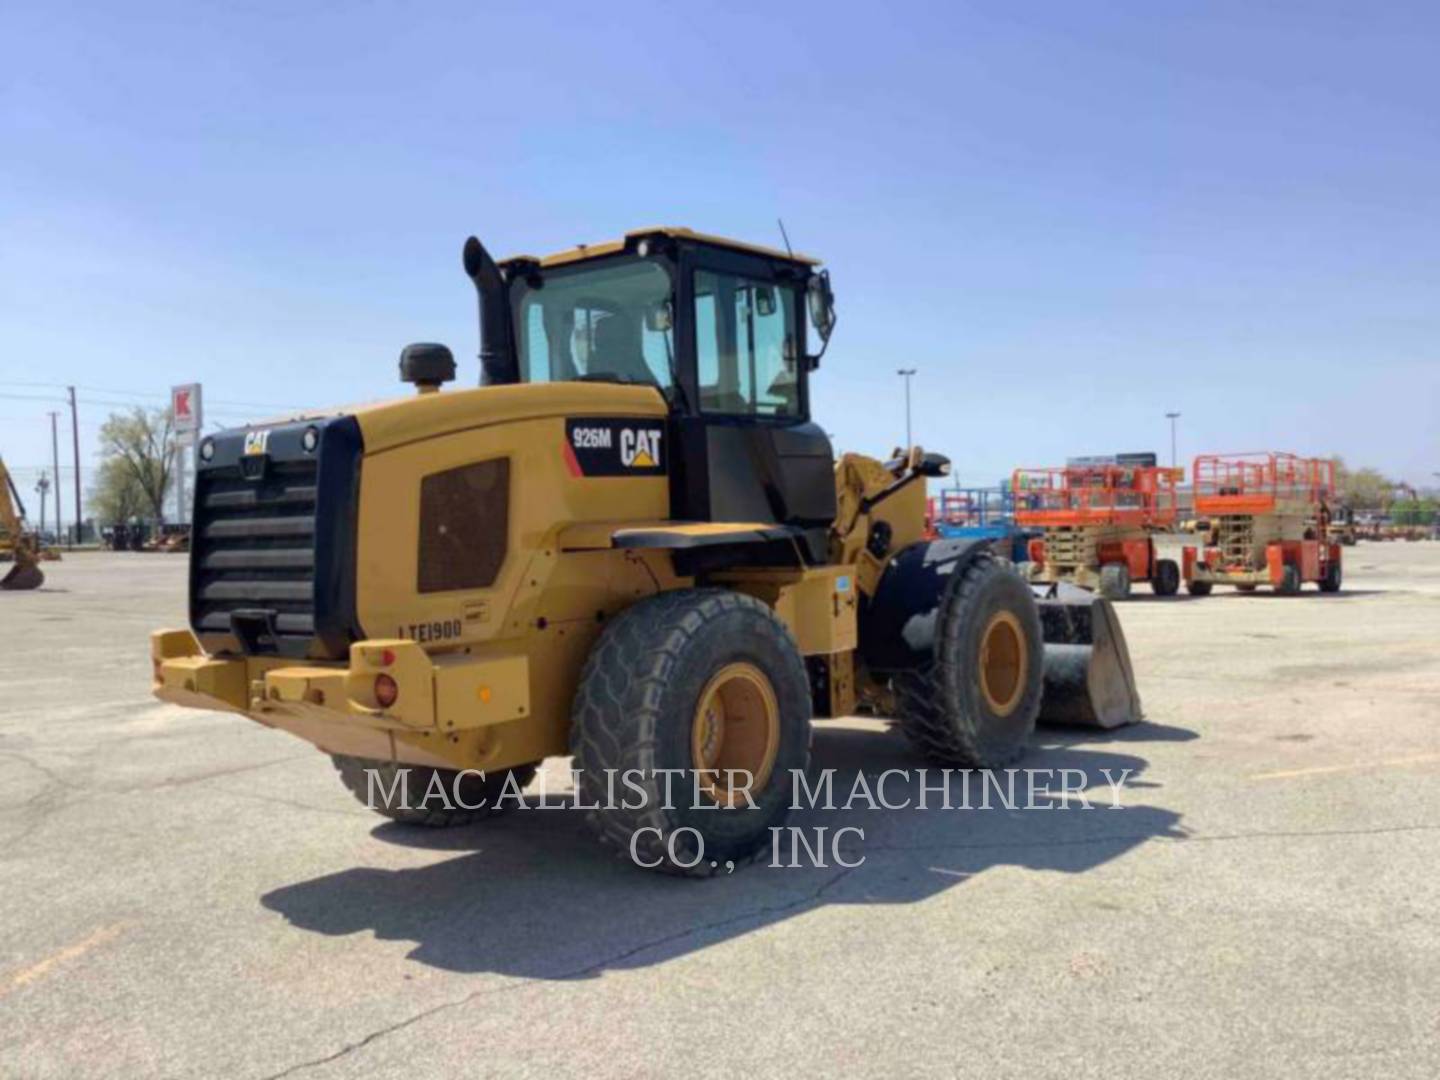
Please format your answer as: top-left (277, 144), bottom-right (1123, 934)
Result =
top-left (1, 457), bottom-right (45, 590)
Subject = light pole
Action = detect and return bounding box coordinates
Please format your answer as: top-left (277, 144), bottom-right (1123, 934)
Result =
top-left (1165, 411), bottom-right (1181, 470)
top-left (898, 368), bottom-right (917, 448)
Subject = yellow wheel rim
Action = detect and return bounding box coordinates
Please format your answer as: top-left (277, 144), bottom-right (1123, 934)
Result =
top-left (979, 610), bottom-right (1027, 717)
top-left (691, 662), bottom-right (781, 806)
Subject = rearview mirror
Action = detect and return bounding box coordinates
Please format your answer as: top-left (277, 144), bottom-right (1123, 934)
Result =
top-left (644, 300), bottom-right (673, 333)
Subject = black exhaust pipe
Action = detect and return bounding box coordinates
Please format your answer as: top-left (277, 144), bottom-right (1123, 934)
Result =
top-left (462, 236), bottom-right (518, 386)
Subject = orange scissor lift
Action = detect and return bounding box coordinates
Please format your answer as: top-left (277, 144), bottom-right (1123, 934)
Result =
top-left (1184, 453), bottom-right (1341, 595)
top-left (1013, 464), bottom-right (1182, 600)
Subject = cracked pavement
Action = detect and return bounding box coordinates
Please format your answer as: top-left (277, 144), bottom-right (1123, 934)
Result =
top-left (1, 546), bottom-right (1438, 1078)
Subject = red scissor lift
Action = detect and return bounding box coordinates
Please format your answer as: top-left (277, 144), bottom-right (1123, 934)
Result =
top-left (1013, 465), bottom-right (1182, 599)
top-left (1184, 453), bottom-right (1341, 595)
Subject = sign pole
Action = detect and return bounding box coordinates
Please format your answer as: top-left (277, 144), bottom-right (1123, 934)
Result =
top-left (171, 384), bottom-right (202, 528)
top-left (176, 437), bottom-right (186, 526)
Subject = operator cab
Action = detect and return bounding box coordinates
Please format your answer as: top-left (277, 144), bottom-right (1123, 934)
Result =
top-left (463, 227), bottom-right (840, 563)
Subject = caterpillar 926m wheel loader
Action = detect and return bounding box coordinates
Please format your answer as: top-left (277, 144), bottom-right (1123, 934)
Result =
top-left (152, 228), bottom-right (1140, 874)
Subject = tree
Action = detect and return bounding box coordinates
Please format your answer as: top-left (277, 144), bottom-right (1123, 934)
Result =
top-left (1330, 457), bottom-right (1392, 510)
top-left (96, 407), bottom-right (176, 524)
top-left (88, 454), bottom-right (151, 526)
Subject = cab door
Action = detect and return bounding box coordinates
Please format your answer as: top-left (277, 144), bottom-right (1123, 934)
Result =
top-left (670, 246), bottom-right (835, 562)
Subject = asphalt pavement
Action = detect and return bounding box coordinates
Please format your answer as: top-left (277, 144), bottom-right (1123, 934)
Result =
top-left (1, 544), bottom-right (1437, 1078)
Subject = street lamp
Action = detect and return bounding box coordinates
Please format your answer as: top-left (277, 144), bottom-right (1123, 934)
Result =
top-left (898, 368), bottom-right (917, 448)
top-left (1165, 411), bottom-right (1181, 470)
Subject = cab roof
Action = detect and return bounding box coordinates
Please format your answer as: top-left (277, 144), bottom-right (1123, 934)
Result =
top-left (501, 226), bottom-right (820, 270)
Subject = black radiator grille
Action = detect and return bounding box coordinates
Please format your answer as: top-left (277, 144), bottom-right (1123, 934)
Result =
top-left (192, 459), bottom-right (320, 640)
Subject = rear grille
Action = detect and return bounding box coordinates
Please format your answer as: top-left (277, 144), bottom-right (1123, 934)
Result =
top-left (192, 458), bottom-right (320, 642)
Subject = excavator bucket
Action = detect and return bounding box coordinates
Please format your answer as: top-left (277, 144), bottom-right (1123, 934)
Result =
top-left (1032, 582), bottom-right (1142, 728)
top-left (1, 557), bottom-right (44, 590)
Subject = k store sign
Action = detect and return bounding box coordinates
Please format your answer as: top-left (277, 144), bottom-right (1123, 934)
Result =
top-left (172, 384), bottom-right (202, 436)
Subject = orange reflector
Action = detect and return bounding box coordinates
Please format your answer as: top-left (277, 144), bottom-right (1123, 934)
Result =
top-left (374, 673), bottom-right (399, 709)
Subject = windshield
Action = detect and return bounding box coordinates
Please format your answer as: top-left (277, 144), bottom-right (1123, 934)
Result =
top-left (513, 258), bottom-right (675, 388)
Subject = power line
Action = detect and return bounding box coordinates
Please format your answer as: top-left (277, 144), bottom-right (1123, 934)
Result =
top-left (0, 380), bottom-right (303, 411)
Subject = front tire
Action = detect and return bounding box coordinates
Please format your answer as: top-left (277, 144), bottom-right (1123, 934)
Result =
top-left (1277, 563), bottom-right (1302, 595)
top-left (331, 755), bottom-right (538, 827)
top-left (1319, 560), bottom-right (1342, 593)
top-left (1186, 577), bottom-right (1213, 596)
top-left (569, 589), bottom-right (812, 876)
top-left (1152, 558), bottom-right (1180, 597)
top-left (895, 553), bottom-right (1043, 768)
top-left (1099, 562), bottom-right (1131, 600)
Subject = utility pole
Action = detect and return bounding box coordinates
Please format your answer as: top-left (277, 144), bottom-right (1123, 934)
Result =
top-left (68, 386), bottom-right (81, 546)
top-left (897, 368), bottom-right (917, 449)
top-left (175, 433), bottom-right (185, 526)
top-left (35, 474), bottom-right (50, 534)
top-left (1165, 411), bottom-right (1181, 471)
top-left (49, 411), bottom-right (62, 545)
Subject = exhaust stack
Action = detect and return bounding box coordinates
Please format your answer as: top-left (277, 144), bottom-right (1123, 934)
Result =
top-left (462, 237), bottom-right (517, 386)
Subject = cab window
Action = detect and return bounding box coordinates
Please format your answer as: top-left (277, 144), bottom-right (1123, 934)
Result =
top-left (514, 259), bottom-right (675, 388)
top-left (694, 270), bottom-right (801, 417)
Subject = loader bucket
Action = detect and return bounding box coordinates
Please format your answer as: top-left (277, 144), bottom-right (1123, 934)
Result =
top-left (1, 559), bottom-right (44, 590)
top-left (1031, 582), bottom-right (1141, 728)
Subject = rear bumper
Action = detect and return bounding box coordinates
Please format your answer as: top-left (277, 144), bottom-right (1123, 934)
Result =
top-left (150, 629), bottom-right (534, 769)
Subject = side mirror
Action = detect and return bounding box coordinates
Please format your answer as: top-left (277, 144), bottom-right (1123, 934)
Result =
top-left (807, 270), bottom-right (836, 341)
top-left (806, 270), bottom-right (836, 369)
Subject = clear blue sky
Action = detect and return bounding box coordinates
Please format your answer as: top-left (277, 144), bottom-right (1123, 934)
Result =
top-left (3, 0), bottom-right (1438, 520)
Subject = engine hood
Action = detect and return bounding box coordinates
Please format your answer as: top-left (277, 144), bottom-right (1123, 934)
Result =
top-left (230, 382), bottom-right (669, 457)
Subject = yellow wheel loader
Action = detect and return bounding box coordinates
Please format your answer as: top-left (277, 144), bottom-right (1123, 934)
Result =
top-left (1, 457), bottom-right (45, 591)
top-left (152, 228), bottom-right (1140, 874)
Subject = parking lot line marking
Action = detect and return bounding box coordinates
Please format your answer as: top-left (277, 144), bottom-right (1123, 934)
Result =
top-left (2, 923), bottom-right (126, 999)
top-left (1250, 754), bottom-right (1440, 781)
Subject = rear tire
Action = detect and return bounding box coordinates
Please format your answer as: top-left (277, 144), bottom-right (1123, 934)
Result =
top-left (895, 554), bottom-right (1043, 768)
top-left (1099, 562), bottom-right (1131, 600)
top-left (569, 588), bottom-right (812, 876)
top-left (1277, 563), bottom-right (1302, 595)
top-left (1151, 558), bottom-right (1180, 597)
top-left (1236, 583), bottom-right (1257, 593)
top-left (1186, 578), bottom-right (1213, 596)
top-left (331, 755), bottom-right (538, 827)
top-left (1319, 560), bottom-right (1342, 593)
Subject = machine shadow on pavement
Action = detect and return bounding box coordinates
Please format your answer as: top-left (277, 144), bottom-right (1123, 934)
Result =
top-left (262, 723), bottom-right (1190, 981)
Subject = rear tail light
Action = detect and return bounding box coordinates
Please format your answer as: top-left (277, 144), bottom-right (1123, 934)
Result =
top-left (374, 674), bottom-right (399, 709)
